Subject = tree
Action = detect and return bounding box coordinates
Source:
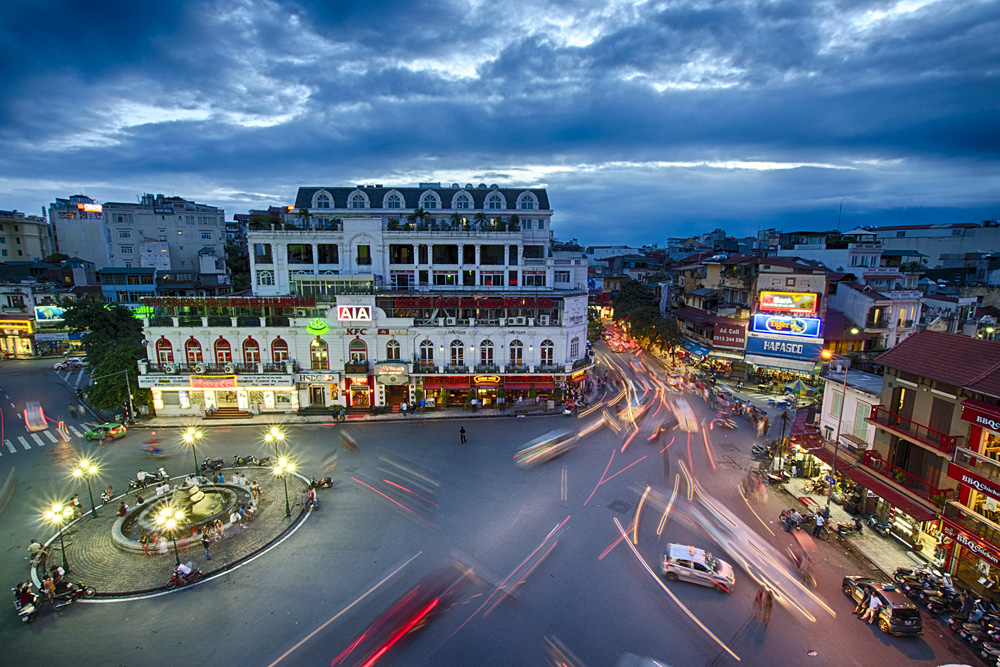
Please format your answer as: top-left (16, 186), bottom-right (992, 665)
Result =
top-left (225, 244), bottom-right (251, 291)
top-left (43, 253), bottom-right (69, 264)
top-left (613, 280), bottom-right (656, 323)
top-left (587, 306), bottom-right (605, 343)
top-left (623, 305), bottom-right (684, 354)
top-left (449, 212), bottom-right (464, 231)
top-left (61, 296), bottom-right (152, 415)
top-left (472, 211), bottom-right (487, 230)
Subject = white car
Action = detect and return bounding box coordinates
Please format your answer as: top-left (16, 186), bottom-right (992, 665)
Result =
top-left (660, 543), bottom-right (735, 592)
top-left (53, 357), bottom-right (87, 370)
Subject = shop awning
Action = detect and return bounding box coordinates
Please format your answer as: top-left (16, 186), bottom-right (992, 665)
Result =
top-left (707, 349), bottom-right (744, 361)
top-left (443, 379), bottom-right (471, 390)
top-left (838, 465), bottom-right (939, 522)
top-left (504, 383), bottom-right (531, 390)
top-left (532, 382), bottom-right (555, 391)
top-left (744, 354), bottom-right (818, 373)
top-left (422, 377), bottom-right (443, 387)
top-left (682, 338), bottom-right (711, 358)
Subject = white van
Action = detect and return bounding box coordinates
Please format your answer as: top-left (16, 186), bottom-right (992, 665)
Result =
top-left (660, 543), bottom-right (735, 592)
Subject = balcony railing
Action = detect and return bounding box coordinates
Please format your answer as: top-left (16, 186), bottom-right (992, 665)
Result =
top-left (861, 450), bottom-right (954, 505)
top-left (864, 317), bottom-right (889, 329)
top-left (943, 502), bottom-right (1000, 551)
top-left (953, 447), bottom-right (1000, 487)
top-left (868, 405), bottom-right (960, 454)
top-left (344, 362), bottom-right (368, 374)
top-left (145, 361), bottom-right (297, 374)
top-left (475, 364), bottom-right (499, 373)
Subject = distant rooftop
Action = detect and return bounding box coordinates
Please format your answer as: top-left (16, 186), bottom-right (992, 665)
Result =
top-left (821, 367), bottom-right (883, 397)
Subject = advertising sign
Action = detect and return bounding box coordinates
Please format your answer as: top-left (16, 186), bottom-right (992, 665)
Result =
top-left (941, 518), bottom-right (1000, 569)
top-left (961, 399), bottom-right (1000, 433)
top-left (744, 334), bottom-right (824, 361)
top-left (236, 375), bottom-right (294, 388)
top-left (337, 305), bottom-right (372, 321)
top-left (712, 322), bottom-right (747, 349)
top-left (34, 305), bottom-right (67, 323)
top-left (947, 466), bottom-right (1000, 502)
top-left (758, 291), bottom-right (819, 315)
top-left (751, 314), bottom-right (822, 338)
top-left (190, 375), bottom-right (237, 389)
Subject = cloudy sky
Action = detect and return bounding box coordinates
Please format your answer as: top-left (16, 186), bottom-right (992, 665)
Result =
top-left (1, 0), bottom-right (997, 245)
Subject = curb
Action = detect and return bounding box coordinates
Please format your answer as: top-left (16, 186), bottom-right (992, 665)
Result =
top-left (126, 409), bottom-right (559, 430)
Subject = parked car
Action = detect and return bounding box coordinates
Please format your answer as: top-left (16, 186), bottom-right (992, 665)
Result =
top-left (85, 423), bottom-right (127, 442)
top-left (842, 576), bottom-right (922, 635)
top-left (53, 357), bottom-right (88, 370)
top-left (660, 543), bottom-right (735, 592)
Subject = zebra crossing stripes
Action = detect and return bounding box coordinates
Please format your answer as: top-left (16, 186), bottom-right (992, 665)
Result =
top-left (17, 436), bottom-right (30, 450)
top-left (3, 440), bottom-right (13, 454)
top-left (31, 433), bottom-right (46, 447)
top-left (42, 429), bottom-right (59, 443)
top-left (0, 425), bottom-right (96, 458)
top-left (68, 425), bottom-right (84, 438)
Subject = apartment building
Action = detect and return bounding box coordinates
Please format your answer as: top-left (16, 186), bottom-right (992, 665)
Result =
top-left (0, 209), bottom-right (52, 261)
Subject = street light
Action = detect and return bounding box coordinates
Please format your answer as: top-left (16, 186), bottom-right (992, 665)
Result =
top-left (183, 427), bottom-right (203, 476)
top-left (155, 506), bottom-right (185, 566)
top-left (273, 457), bottom-right (295, 518)
top-left (44, 503), bottom-right (74, 573)
top-left (264, 427), bottom-right (284, 458)
top-left (821, 349), bottom-right (850, 511)
top-left (72, 460), bottom-right (99, 518)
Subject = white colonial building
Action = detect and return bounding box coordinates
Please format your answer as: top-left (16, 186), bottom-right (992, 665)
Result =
top-left (137, 184), bottom-right (591, 416)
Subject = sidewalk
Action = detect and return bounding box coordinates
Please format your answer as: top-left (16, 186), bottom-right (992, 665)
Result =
top-left (34, 471), bottom-right (309, 597)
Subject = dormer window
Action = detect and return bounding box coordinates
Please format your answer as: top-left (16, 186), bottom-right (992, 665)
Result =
top-left (350, 193), bottom-right (367, 209)
top-left (456, 194), bottom-right (471, 209)
top-left (487, 194), bottom-right (503, 209)
top-left (386, 193), bottom-right (402, 209)
top-left (315, 193), bottom-right (330, 209)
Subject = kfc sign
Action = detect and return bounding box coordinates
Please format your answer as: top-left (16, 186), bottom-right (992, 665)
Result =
top-left (337, 305), bottom-right (372, 321)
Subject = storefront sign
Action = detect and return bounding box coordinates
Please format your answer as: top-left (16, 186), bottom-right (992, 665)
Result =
top-left (0, 320), bottom-right (32, 332)
top-left (713, 322), bottom-right (747, 349)
top-left (750, 314), bottom-right (822, 338)
top-left (337, 305), bottom-right (372, 321)
top-left (961, 399), bottom-right (1000, 432)
top-left (758, 291), bottom-right (819, 315)
top-left (236, 375), bottom-right (294, 388)
top-left (145, 296), bottom-right (315, 308)
top-left (190, 375), bottom-right (237, 389)
top-left (295, 373), bottom-right (339, 383)
top-left (34, 305), bottom-right (66, 323)
top-left (745, 334), bottom-right (824, 361)
top-left (947, 466), bottom-right (1000, 502)
top-left (348, 377), bottom-right (369, 386)
top-left (138, 375), bottom-right (192, 388)
top-left (263, 391), bottom-right (275, 410)
top-left (306, 318), bottom-right (329, 335)
top-left (473, 375), bottom-right (500, 385)
top-left (942, 519), bottom-right (1000, 569)
top-left (78, 203), bottom-right (103, 213)
top-left (374, 364), bottom-right (407, 375)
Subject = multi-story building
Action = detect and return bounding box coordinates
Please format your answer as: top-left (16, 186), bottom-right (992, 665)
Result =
top-left (136, 184), bottom-right (592, 416)
top-left (0, 209), bottom-right (52, 261)
top-left (827, 281), bottom-right (922, 351)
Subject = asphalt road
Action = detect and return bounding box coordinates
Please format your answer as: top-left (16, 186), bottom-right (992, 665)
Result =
top-left (0, 356), bottom-right (983, 667)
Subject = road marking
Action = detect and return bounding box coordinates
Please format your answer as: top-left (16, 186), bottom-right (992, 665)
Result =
top-left (18, 436), bottom-right (31, 450)
top-left (560, 467), bottom-right (568, 501)
top-left (31, 433), bottom-right (46, 447)
top-left (69, 426), bottom-right (83, 438)
top-left (3, 440), bottom-right (14, 453)
top-left (43, 430), bottom-right (59, 443)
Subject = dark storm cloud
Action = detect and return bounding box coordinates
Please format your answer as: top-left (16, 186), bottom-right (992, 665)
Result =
top-left (0, 0), bottom-right (997, 243)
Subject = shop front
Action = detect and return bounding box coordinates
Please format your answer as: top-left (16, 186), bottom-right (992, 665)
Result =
top-left (346, 376), bottom-right (373, 409)
top-left (744, 332), bottom-right (822, 381)
top-left (140, 373), bottom-right (297, 415)
top-left (375, 363), bottom-right (410, 407)
top-left (472, 374), bottom-right (501, 407)
top-left (420, 376), bottom-right (471, 407)
top-left (295, 372), bottom-right (340, 409)
top-left (34, 331), bottom-right (86, 356)
top-left (0, 316), bottom-right (34, 359)
top-left (941, 512), bottom-right (1000, 600)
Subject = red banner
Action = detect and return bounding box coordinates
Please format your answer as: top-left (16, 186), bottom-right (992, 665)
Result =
top-left (947, 465), bottom-right (1000, 502)
top-left (941, 516), bottom-right (1000, 569)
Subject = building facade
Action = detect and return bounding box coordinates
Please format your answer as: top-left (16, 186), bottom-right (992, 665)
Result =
top-left (0, 210), bottom-right (51, 262)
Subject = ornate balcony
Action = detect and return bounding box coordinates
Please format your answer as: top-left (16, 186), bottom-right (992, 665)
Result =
top-left (861, 450), bottom-right (954, 506)
top-left (867, 405), bottom-right (961, 454)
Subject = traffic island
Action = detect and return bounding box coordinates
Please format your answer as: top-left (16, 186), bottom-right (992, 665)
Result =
top-left (32, 470), bottom-right (310, 598)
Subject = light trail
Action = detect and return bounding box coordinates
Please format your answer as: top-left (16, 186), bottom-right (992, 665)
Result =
top-left (656, 474), bottom-right (680, 536)
top-left (633, 485), bottom-right (651, 544)
top-left (598, 519), bottom-right (634, 560)
top-left (620, 429), bottom-right (639, 453)
top-left (600, 455), bottom-right (648, 486)
top-left (700, 426), bottom-right (717, 470)
top-left (583, 450), bottom-right (616, 506)
top-left (659, 435), bottom-right (676, 453)
top-left (509, 485), bottom-right (541, 531)
top-left (351, 477), bottom-right (422, 519)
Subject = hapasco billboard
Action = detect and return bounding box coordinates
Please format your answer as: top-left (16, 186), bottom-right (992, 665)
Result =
top-left (745, 334), bottom-right (824, 361)
top-left (751, 314), bottom-right (822, 338)
top-left (758, 291), bottom-right (819, 315)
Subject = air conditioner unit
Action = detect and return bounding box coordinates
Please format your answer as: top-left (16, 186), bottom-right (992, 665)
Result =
top-left (513, 317), bottom-right (526, 326)
top-left (163, 364), bottom-right (176, 375)
top-left (437, 318), bottom-right (444, 326)
top-left (445, 317), bottom-right (457, 326)
top-left (539, 315), bottom-right (550, 325)
top-left (295, 309), bottom-right (309, 317)
top-left (468, 318), bottom-right (475, 326)
top-left (194, 363), bottom-right (206, 374)
top-left (528, 318), bottom-right (535, 327)
top-left (499, 318), bottom-right (506, 326)
top-left (223, 364), bottom-right (235, 374)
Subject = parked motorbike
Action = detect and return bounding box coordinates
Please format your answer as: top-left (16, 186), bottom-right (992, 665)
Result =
top-left (52, 581), bottom-right (96, 611)
top-left (101, 486), bottom-right (114, 504)
top-left (807, 477), bottom-right (828, 494)
top-left (12, 585), bottom-right (38, 624)
top-left (200, 457), bottom-right (224, 472)
top-left (757, 468), bottom-right (789, 485)
top-left (751, 443), bottom-right (772, 460)
top-left (309, 477), bottom-right (333, 489)
top-left (868, 515), bottom-right (890, 537)
top-left (255, 456), bottom-right (272, 468)
top-left (835, 517), bottom-right (864, 537)
top-left (166, 564), bottom-right (203, 589)
top-left (233, 454), bottom-right (257, 467)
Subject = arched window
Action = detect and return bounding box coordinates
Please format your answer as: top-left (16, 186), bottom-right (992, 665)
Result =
top-left (540, 339), bottom-right (554, 365)
top-left (421, 192), bottom-right (439, 209)
top-left (243, 337), bottom-right (260, 365)
top-left (419, 340), bottom-right (434, 367)
top-left (386, 193), bottom-right (402, 209)
top-left (518, 192), bottom-right (537, 210)
top-left (155, 337), bottom-right (174, 365)
top-left (455, 194), bottom-right (471, 209)
top-left (570, 337), bottom-right (580, 359)
top-left (509, 340), bottom-right (523, 367)
top-left (386, 339), bottom-right (401, 360)
top-left (214, 337), bottom-right (232, 365)
top-left (487, 194), bottom-right (503, 209)
top-left (271, 337), bottom-right (289, 364)
top-left (449, 339), bottom-right (464, 367)
top-left (350, 193), bottom-right (367, 209)
top-left (349, 339), bottom-right (367, 363)
top-left (257, 270), bottom-right (274, 286)
top-left (185, 337), bottom-right (203, 365)
top-left (315, 193), bottom-right (330, 209)
top-left (480, 340), bottom-right (494, 366)
top-left (310, 338), bottom-right (329, 370)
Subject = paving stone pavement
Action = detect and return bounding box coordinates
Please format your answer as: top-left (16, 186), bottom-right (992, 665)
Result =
top-left (34, 471), bottom-right (309, 596)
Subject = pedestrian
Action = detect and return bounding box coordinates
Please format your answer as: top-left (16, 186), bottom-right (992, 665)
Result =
top-left (812, 512), bottom-right (825, 538)
top-left (140, 532), bottom-right (150, 556)
top-left (401, 401), bottom-right (407, 416)
top-left (854, 586), bottom-right (872, 614)
top-left (70, 494), bottom-right (83, 518)
top-left (860, 593), bottom-right (883, 624)
top-left (201, 531), bottom-right (211, 560)
top-left (762, 587), bottom-right (774, 625)
top-left (753, 584), bottom-right (764, 619)
top-left (411, 403), bottom-right (417, 416)
top-left (117, 501), bottom-right (129, 517)
top-left (300, 490), bottom-right (310, 509)
top-left (215, 518), bottom-right (225, 541)
top-left (40, 574), bottom-right (54, 605)
top-left (460, 426), bottom-right (467, 444)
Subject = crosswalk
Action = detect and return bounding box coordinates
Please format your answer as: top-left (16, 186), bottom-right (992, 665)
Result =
top-left (0, 424), bottom-right (88, 456)
top-left (55, 367), bottom-right (89, 388)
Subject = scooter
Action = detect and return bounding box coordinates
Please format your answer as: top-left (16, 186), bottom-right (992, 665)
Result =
top-left (101, 486), bottom-right (114, 504)
top-left (835, 517), bottom-right (864, 536)
top-left (254, 456), bottom-right (273, 468)
top-left (751, 443), bottom-right (773, 460)
top-left (12, 585), bottom-right (38, 624)
top-left (52, 581), bottom-right (96, 611)
top-left (309, 477), bottom-right (333, 489)
top-left (868, 515), bottom-right (890, 537)
top-left (200, 457), bottom-right (224, 471)
top-left (166, 564), bottom-right (203, 589)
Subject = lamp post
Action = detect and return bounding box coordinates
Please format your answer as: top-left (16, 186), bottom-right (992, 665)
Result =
top-left (155, 507), bottom-right (185, 566)
top-left (44, 504), bottom-right (74, 573)
top-left (72, 460), bottom-right (99, 518)
top-left (822, 350), bottom-right (850, 511)
top-left (274, 458), bottom-right (294, 518)
top-left (183, 427), bottom-right (203, 476)
top-left (264, 427), bottom-right (284, 458)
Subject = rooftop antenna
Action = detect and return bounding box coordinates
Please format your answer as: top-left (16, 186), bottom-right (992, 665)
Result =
top-left (837, 199), bottom-right (843, 231)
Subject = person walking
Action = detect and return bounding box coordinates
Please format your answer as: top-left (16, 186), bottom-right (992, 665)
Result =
top-left (460, 426), bottom-right (467, 444)
top-left (201, 531), bottom-right (211, 560)
top-left (140, 533), bottom-right (150, 556)
top-left (812, 512), bottom-right (825, 538)
top-left (753, 584), bottom-right (765, 619)
top-left (401, 401), bottom-right (407, 417)
top-left (761, 587), bottom-right (774, 625)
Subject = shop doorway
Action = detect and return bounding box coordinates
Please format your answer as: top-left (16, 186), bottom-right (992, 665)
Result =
top-left (309, 385), bottom-right (325, 406)
top-left (385, 385), bottom-right (407, 406)
top-left (216, 390), bottom-right (238, 407)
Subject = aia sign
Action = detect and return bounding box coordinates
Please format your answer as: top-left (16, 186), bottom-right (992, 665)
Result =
top-left (337, 305), bottom-right (372, 321)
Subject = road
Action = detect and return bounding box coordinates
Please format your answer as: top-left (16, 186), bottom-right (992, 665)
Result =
top-left (0, 355), bottom-right (981, 666)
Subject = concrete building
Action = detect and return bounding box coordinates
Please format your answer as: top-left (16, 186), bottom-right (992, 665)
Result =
top-left (0, 209), bottom-right (52, 262)
top-left (870, 221), bottom-right (1000, 268)
top-left (827, 282), bottom-right (922, 351)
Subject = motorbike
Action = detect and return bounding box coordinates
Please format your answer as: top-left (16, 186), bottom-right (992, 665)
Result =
top-left (310, 477), bottom-right (333, 489)
top-left (166, 564), bottom-right (203, 589)
top-left (835, 517), bottom-right (864, 537)
top-left (233, 454), bottom-right (257, 467)
top-left (255, 456), bottom-right (272, 468)
top-left (807, 478), bottom-right (828, 494)
top-left (868, 515), bottom-right (890, 537)
top-left (751, 443), bottom-right (773, 460)
top-left (12, 585), bottom-right (38, 624)
top-left (52, 581), bottom-right (96, 611)
top-left (101, 486), bottom-right (114, 504)
top-left (128, 468), bottom-right (168, 491)
top-left (982, 641), bottom-right (1000, 665)
top-left (756, 468), bottom-right (789, 485)
top-left (779, 509), bottom-right (815, 531)
top-left (200, 457), bottom-right (224, 472)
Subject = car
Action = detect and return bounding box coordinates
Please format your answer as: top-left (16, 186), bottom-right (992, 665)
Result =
top-left (660, 543), bottom-right (735, 592)
top-left (53, 357), bottom-right (87, 370)
top-left (85, 423), bottom-right (127, 442)
top-left (842, 576), bottom-right (922, 635)
top-left (514, 429), bottom-right (579, 467)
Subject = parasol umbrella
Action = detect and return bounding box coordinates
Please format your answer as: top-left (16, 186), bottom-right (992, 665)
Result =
top-left (783, 379), bottom-right (814, 395)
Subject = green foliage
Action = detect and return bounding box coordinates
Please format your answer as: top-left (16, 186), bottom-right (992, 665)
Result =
top-left (43, 253), bottom-right (69, 264)
top-left (626, 306), bottom-right (684, 353)
top-left (225, 244), bottom-right (251, 291)
top-left (61, 296), bottom-right (152, 413)
top-left (587, 306), bottom-right (605, 343)
top-left (613, 280), bottom-right (656, 322)
top-left (387, 218), bottom-right (400, 231)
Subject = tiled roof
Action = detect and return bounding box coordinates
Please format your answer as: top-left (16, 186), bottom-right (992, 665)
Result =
top-left (672, 306), bottom-right (713, 324)
top-left (875, 331), bottom-right (1000, 394)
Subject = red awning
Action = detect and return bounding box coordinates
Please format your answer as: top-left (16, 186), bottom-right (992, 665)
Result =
top-left (839, 465), bottom-right (939, 522)
top-left (443, 379), bottom-right (470, 390)
top-left (504, 383), bottom-right (531, 390)
top-left (422, 377), bottom-right (443, 387)
top-left (532, 382), bottom-right (555, 390)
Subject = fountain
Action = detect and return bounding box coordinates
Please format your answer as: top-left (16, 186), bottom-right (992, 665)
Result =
top-left (173, 484), bottom-right (225, 521)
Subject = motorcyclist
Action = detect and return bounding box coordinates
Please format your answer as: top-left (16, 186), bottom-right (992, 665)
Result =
top-left (136, 469), bottom-right (147, 486)
top-left (158, 467), bottom-right (168, 480)
top-left (15, 583), bottom-right (36, 608)
top-left (175, 562), bottom-right (193, 582)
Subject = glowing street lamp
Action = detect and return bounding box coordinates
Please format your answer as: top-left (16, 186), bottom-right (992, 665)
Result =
top-left (44, 503), bottom-right (75, 572)
top-left (155, 506), bottom-right (186, 566)
top-left (183, 427), bottom-right (203, 476)
top-left (821, 349), bottom-right (850, 511)
top-left (274, 458), bottom-right (295, 518)
top-left (264, 427), bottom-right (284, 457)
top-left (72, 460), bottom-right (99, 518)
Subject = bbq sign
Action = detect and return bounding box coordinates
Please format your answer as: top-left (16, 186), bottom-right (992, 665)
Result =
top-left (751, 314), bottom-right (822, 338)
top-left (758, 291), bottom-right (819, 315)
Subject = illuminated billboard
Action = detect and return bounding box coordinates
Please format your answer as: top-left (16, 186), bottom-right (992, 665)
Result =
top-left (750, 314), bottom-right (822, 338)
top-left (758, 291), bottom-right (818, 315)
top-left (337, 305), bottom-right (372, 321)
top-left (34, 305), bottom-right (66, 323)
